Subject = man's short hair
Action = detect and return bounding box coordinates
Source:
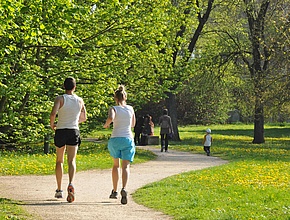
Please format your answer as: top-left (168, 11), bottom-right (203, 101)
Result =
top-left (163, 109), bottom-right (168, 115)
top-left (64, 77), bottom-right (76, 90)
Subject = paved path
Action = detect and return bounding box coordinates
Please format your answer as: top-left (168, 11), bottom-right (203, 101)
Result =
top-left (0, 146), bottom-right (227, 220)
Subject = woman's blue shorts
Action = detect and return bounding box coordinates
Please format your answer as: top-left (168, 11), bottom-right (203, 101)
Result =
top-left (108, 137), bottom-right (136, 162)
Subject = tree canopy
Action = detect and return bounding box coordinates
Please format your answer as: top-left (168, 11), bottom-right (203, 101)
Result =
top-left (0, 0), bottom-right (289, 144)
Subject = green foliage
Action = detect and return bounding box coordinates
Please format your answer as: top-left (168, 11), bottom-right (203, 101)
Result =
top-left (1, 0), bottom-right (289, 145)
top-left (0, 0), bottom-right (173, 143)
top-left (176, 60), bottom-right (234, 125)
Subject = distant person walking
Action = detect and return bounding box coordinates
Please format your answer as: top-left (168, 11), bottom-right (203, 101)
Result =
top-left (50, 77), bottom-right (87, 203)
top-left (202, 128), bottom-right (212, 156)
top-left (159, 109), bottom-right (173, 152)
top-left (103, 85), bottom-right (136, 205)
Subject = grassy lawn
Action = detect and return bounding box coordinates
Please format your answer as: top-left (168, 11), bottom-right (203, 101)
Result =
top-left (0, 124), bottom-right (289, 219)
top-left (133, 124), bottom-right (290, 219)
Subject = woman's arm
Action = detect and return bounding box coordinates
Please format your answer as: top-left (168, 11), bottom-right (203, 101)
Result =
top-left (103, 107), bottom-right (115, 128)
top-left (131, 112), bottom-right (136, 128)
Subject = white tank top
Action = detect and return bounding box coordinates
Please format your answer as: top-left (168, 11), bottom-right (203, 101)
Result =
top-left (56, 94), bottom-right (82, 130)
top-left (111, 105), bottom-right (134, 138)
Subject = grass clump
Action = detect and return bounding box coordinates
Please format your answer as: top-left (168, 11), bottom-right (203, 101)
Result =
top-left (0, 198), bottom-right (35, 220)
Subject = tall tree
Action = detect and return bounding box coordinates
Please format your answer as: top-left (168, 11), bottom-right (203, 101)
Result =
top-left (164, 0), bottom-right (215, 140)
top-left (243, 0), bottom-right (270, 143)
top-left (214, 0), bottom-right (289, 142)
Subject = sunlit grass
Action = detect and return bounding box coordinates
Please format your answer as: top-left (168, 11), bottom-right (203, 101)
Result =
top-left (0, 153), bottom-right (55, 175)
top-left (0, 140), bottom-right (156, 176)
top-left (0, 198), bottom-right (35, 220)
top-left (134, 123), bottom-right (290, 219)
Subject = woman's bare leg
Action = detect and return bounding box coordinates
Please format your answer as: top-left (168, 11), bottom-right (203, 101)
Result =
top-left (112, 158), bottom-right (120, 192)
top-left (121, 160), bottom-right (130, 189)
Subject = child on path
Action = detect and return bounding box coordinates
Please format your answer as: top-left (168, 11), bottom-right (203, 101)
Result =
top-left (202, 128), bottom-right (212, 156)
top-left (103, 85), bottom-right (136, 205)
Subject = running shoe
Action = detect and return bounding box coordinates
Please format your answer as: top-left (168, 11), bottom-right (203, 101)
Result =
top-left (54, 190), bottom-right (63, 199)
top-left (121, 188), bottom-right (127, 205)
top-left (109, 190), bottom-right (118, 199)
top-left (67, 184), bottom-right (75, 203)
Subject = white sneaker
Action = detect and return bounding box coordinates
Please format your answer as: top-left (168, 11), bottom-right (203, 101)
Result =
top-left (55, 190), bottom-right (63, 198)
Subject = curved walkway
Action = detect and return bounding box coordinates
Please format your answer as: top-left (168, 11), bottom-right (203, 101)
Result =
top-left (0, 146), bottom-right (227, 220)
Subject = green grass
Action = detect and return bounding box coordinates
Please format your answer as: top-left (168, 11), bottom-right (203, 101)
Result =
top-left (133, 124), bottom-right (290, 220)
top-left (1, 124), bottom-right (290, 219)
top-left (0, 198), bottom-right (35, 220)
top-left (0, 140), bottom-right (156, 176)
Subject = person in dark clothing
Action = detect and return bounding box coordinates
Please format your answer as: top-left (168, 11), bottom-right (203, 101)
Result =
top-left (159, 109), bottom-right (173, 152)
top-left (143, 114), bottom-right (154, 136)
top-left (140, 114), bottom-right (154, 145)
top-left (134, 116), bottom-right (144, 145)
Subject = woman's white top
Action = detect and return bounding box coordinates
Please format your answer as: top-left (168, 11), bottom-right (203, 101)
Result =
top-left (57, 94), bottom-right (82, 130)
top-left (111, 105), bottom-right (134, 138)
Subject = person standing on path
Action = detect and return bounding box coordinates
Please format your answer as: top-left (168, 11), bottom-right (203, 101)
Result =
top-left (159, 109), bottom-right (173, 152)
top-left (134, 115), bottom-right (144, 145)
top-left (202, 128), bottom-right (213, 156)
top-left (50, 77), bottom-right (87, 203)
top-left (103, 85), bottom-right (136, 205)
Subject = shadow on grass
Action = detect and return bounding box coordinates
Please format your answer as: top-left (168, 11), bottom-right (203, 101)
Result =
top-left (181, 127), bottom-right (290, 138)
top-left (169, 133), bottom-right (290, 163)
top-left (0, 197), bottom-right (22, 205)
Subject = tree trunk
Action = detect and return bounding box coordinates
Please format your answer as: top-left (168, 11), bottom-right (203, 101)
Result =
top-left (0, 96), bottom-right (7, 114)
top-left (165, 92), bottom-right (180, 141)
top-left (253, 97), bottom-right (265, 143)
top-left (244, 0), bottom-right (270, 144)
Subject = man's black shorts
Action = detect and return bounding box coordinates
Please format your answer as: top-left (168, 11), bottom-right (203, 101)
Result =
top-left (54, 129), bottom-right (81, 148)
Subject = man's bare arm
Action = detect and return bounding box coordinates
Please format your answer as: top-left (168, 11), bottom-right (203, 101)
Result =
top-left (50, 96), bottom-right (62, 130)
top-left (78, 99), bottom-right (87, 123)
